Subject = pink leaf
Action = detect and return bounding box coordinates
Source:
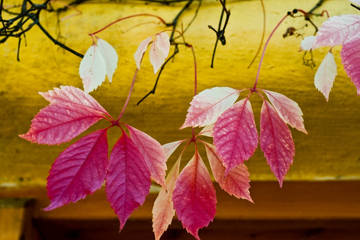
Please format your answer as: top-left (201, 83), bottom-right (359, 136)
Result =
top-left (44, 129), bottom-right (108, 211)
top-left (154, 32), bottom-right (170, 60)
top-left (263, 90), bottom-right (307, 134)
top-left (260, 100), bottom-right (295, 187)
top-left (204, 143), bottom-right (253, 203)
top-left (126, 125), bottom-right (167, 188)
top-left (341, 33), bottom-right (360, 95)
top-left (198, 123), bottom-right (214, 137)
top-left (19, 103), bottom-right (105, 145)
top-left (105, 132), bottom-right (151, 230)
top-left (79, 44), bottom-right (107, 93)
top-left (172, 151), bottom-right (216, 240)
top-left (312, 15), bottom-right (360, 49)
top-left (134, 36), bottom-right (152, 70)
top-left (97, 39), bottom-right (118, 83)
top-left (300, 36), bottom-right (316, 51)
top-left (213, 98), bottom-right (258, 175)
top-left (314, 51), bottom-right (337, 101)
top-left (39, 86), bottom-right (110, 117)
top-left (149, 37), bottom-right (166, 74)
top-left (181, 87), bottom-right (241, 129)
top-left (152, 157), bottom-right (181, 240)
top-left (162, 140), bottom-right (185, 160)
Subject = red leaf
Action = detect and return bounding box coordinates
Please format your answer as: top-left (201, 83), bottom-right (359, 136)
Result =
top-left (341, 33), bottom-right (360, 95)
top-left (126, 125), bottom-right (167, 188)
top-left (44, 129), bottom-right (108, 211)
top-left (181, 87), bottom-right (241, 129)
top-left (312, 15), bottom-right (360, 49)
top-left (172, 151), bottom-right (216, 240)
top-left (213, 98), bottom-right (258, 175)
top-left (260, 100), bottom-right (295, 187)
top-left (105, 132), bottom-right (151, 230)
top-left (39, 86), bottom-right (110, 117)
top-left (263, 90), bottom-right (307, 134)
top-left (19, 102), bottom-right (105, 145)
top-left (314, 51), bottom-right (337, 101)
top-left (204, 143), bottom-right (253, 202)
top-left (152, 157), bottom-right (181, 240)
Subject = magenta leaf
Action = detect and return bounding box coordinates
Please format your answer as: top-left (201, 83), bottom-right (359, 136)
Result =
top-left (260, 100), bottom-right (295, 187)
top-left (162, 140), bottom-right (185, 160)
top-left (312, 15), bottom-right (360, 49)
top-left (341, 33), bottom-right (360, 95)
top-left (44, 128), bottom-right (108, 211)
top-left (97, 39), bottom-right (118, 83)
top-left (126, 124), bottom-right (167, 188)
top-left (152, 157), bottom-right (181, 240)
top-left (263, 90), bottom-right (307, 134)
top-left (105, 132), bottom-right (151, 230)
top-left (213, 98), bottom-right (258, 175)
top-left (134, 36), bottom-right (152, 70)
top-left (79, 44), bottom-right (107, 93)
top-left (39, 85), bottom-right (110, 117)
top-left (172, 151), bottom-right (216, 240)
top-left (204, 143), bottom-right (253, 203)
top-left (181, 87), bottom-right (241, 129)
top-left (314, 51), bottom-right (337, 101)
top-left (19, 102), bottom-right (105, 145)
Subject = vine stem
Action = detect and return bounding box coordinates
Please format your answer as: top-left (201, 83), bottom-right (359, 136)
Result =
top-left (117, 68), bottom-right (139, 121)
top-left (91, 14), bottom-right (167, 35)
top-left (188, 44), bottom-right (197, 96)
top-left (253, 14), bottom-right (288, 90)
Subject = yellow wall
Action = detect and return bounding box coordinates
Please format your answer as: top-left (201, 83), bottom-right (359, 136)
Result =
top-left (1, 0), bottom-right (359, 188)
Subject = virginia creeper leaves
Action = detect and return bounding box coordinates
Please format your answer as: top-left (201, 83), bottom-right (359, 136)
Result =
top-left (314, 52), bottom-right (337, 101)
top-left (173, 151), bottom-right (216, 240)
top-left (341, 33), bottom-right (360, 95)
top-left (44, 129), bottom-right (108, 211)
top-left (181, 87), bottom-right (241, 129)
top-left (213, 98), bottom-right (258, 175)
top-left (260, 100), bottom-right (295, 187)
top-left (106, 132), bottom-right (151, 230)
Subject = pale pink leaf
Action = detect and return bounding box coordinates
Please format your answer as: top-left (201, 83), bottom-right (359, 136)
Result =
top-left (149, 38), bottom-right (166, 74)
top-left (172, 151), bottom-right (216, 240)
top-left (300, 36), bottom-right (316, 51)
top-left (263, 90), bottom-right (307, 134)
top-left (126, 125), bottom-right (167, 188)
top-left (204, 143), bottom-right (253, 203)
top-left (79, 44), bottom-right (107, 93)
top-left (134, 36), bottom-right (152, 70)
top-left (314, 51), bottom-right (337, 101)
top-left (97, 39), bottom-right (118, 83)
top-left (312, 15), bottom-right (360, 49)
top-left (181, 87), bottom-right (241, 129)
top-left (162, 140), bottom-right (185, 160)
top-left (213, 98), bottom-right (258, 175)
top-left (44, 129), bottom-right (108, 211)
top-left (198, 123), bottom-right (214, 137)
top-left (39, 85), bottom-right (110, 117)
top-left (341, 32), bottom-right (360, 95)
top-left (154, 32), bottom-right (170, 59)
top-left (260, 100), bottom-right (295, 188)
top-left (105, 132), bottom-right (151, 230)
top-left (152, 157), bottom-right (181, 240)
top-left (19, 103), bottom-right (104, 145)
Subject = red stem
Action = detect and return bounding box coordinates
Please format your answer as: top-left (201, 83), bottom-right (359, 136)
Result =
top-left (91, 14), bottom-right (167, 35)
top-left (253, 14), bottom-right (288, 90)
top-left (117, 69), bottom-right (139, 121)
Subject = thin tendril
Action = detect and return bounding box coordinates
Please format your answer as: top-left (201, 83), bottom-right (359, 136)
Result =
top-left (117, 69), bottom-right (139, 121)
top-left (248, 0), bottom-right (265, 69)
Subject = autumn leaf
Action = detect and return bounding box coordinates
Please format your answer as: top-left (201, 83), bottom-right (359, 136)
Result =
top-left (162, 140), bottom-right (185, 160)
top-left (314, 51), bottom-right (337, 101)
top-left (105, 131), bottom-right (151, 230)
top-left (299, 36), bottom-right (316, 51)
top-left (44, 129), bottom-right (108, 211)
top-left (204, 143), bottom-right (253, 202)
top-left (181, 87), bottom-right (241, 129)
top-left (341, 33), bottom-right (360, 95)
top-left (97, 39), bottom-right (118, 83)
top-left (172, 151), bottom-right (216, 240)
top-left (213, 98), bottom-right (258, 175)
top-left (134, 36), bottom-right (153, 70)
top-left (260, 100), bottom-right (295, 187)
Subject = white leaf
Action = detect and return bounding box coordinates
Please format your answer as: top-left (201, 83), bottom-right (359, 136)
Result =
top-left (300, 36), bottom-right (316, 51)
top-left (314, 52), bottom-right (337, 101)
top-left (97, 39), bottom-right (118, 83)
top-left (79, 44), bottom-right (107, 93)
top-left (134, 36), bottom-right (152, 70)
top-left (155, 32), bottom-right (170, 59)
top-left (149, 39), bottom-right (166, 74)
